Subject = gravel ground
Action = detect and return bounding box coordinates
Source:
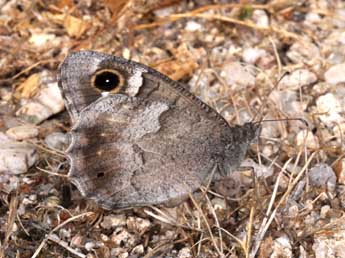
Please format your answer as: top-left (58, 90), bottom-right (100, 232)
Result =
top-left (1, 0), bottom-right (345, 257)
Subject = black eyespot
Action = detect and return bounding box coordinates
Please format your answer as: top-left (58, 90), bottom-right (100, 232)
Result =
top-left (92, 69), bottom-right (123, 92)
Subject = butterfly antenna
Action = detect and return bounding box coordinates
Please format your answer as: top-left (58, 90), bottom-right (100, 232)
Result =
top-left (254, 118), bottom-right (310, 128)
top-left (252, 71), bottom-right (290, 123)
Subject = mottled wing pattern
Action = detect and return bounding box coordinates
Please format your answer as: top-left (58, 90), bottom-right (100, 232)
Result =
top-left (69, 94), bottom-right (219, 208)
top-left (60, 51), bottom-right (260, 209)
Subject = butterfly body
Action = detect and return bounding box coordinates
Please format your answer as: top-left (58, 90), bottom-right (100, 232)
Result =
top-left (59, 51), bottom-right (259, 209)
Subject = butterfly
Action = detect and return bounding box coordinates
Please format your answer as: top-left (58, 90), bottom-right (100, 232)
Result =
top-left (58, 50), bottom-right (260, 209)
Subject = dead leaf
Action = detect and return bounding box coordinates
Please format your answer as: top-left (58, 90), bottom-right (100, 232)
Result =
top-left (15, 73), bottom-right (40, 99)
top-left (258, 236), bottom-right (274, 258)
top-left (333, 158), bottom-right (345, 184)
top-left (56, 0), bottom-right (74, 9)
top-left (64, 14), bottom-right (90, 38)
top-left (153, 44), bottom-right (199, 80)
top-left (104, 0), bottom-right (182, 24)
top-left (103, 0), bottom-right (130, 21)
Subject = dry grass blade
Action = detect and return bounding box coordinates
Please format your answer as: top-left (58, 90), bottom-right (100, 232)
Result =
top-left (250, 151), bottom-right (317, 257)
top-left (202, 189), bottom-right (224, 254)
top-left (27, 140), bottom-right (66, 157)
top-left (191, 232), bottom-right (205, 256)
top-left (0, 59), bottom-right (58, 84)
top-left (144, 237), bottom-right (189, 258)
top-left (16, 214), bottom-right (30, 237)
top-left (144, 207), bottom-right (180, 227)
top-left (269, 36), bottom-right (282, 77)
top-left (189, 193), bottom-right (223, 257)
top-left (133, 7), bottom-right (301, 40)
top-left (219, 227), bottom-right (246, 252)
top-left (46, 234), bottom-right (86, 258)
top-left (249, 159), bottom-right (290, 258)
top-left (175, 3), bottom-right (269, 15)
top-left (31, 212), bottom-right (94, 258)
top-left (0, 192), bottom-right (18, 258)
top-left (143, 241), bottom-right (173, 258)
top-left (36, 167), bottom-right (69, 178)
top-left (245, 206), bottom-right (255, 258)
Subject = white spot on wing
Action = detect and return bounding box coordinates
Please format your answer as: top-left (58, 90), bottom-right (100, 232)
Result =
top-left (126, 67), bottom-right (148, 96)
top-left (127, 101), bottom-right (169, 139)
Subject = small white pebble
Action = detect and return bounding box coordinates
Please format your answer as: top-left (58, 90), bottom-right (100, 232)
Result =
top-left (296, 130), bottom-right (319, 149)
top-left (278, 69), bottom-right (317, 90)
top-left (29, 194), bottom-right (37, 201)
top-left (221, 62), bottom-right (255, 90)
top-left (16, 72), bottom-right (64, 124)
top-left (242, 48), bottom-right (267, 64)
top-left (305, 199), bottom-right (314, 211)
top-left (185, 21), bottom-right (202, 32)
top-left (288, 205), bottom-right (299, 217)
top-left (211, 197), bottom-right (226, 211)
top-left (59, 228), bottom-right (71, 239)
top-left (111, 229), bottom-right (133, 247)
top-left (271, 235), bottom-right (292, 258)
top-left (6, 125), bottom-right (39, 140)
top-left (305, 13), bottom-right (322, 23)
top-left (111, 247), bottom-right (126, 256)
top-left (45, 132), bottom-right (69, 150)
top-left (253, 10), bottom-right (269, 27)
top-left (85, 242), bottom-right (95, 251)
top-left (177, 247), bottom-right (192, 258)
top-left (118, 252), bottom-right (129, 258)
top-left (85, 241), bottom-right (103, 251)
top-left (309, 163), bottom-right (336, 192)
top-left (131, 244), bottom-right (144, 255)
top-left (10, 223), bottom-right (18, 233)
top-left (126, 217), bottom-right (151, 234)
top-left (320, 205), bottom-right (331, 219)
top-left (22, 197), bottom-right (35, 205)
top-left (0, 141), bottom-right (38, 174)
top-left (101, 214), bottom-right (127, 229)
top-left (100, 234), bottom-right (110, 242)
top-left (122, 48), bottom-right (131, 59)
top-left (316, 93), bottom-right (344, 125)
top-left (325, 63), bottom-right (345, 85)
top-left (29, 33), bottom-right (56, 47)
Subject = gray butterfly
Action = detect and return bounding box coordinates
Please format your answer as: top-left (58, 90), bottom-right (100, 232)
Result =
top-left (58, 50), bottom-right (260, 209)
